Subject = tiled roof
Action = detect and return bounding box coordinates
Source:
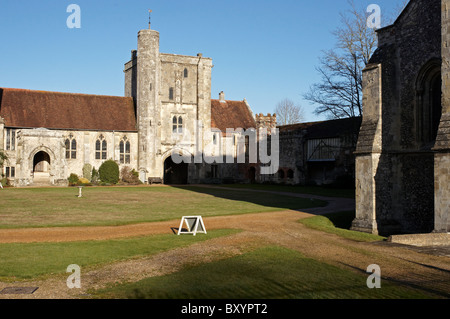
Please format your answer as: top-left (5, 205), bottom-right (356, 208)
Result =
top-left (211, 99), bottom-right (256, 133)
top-left (0, 88), bottom-right (258, 134)
top-left (0, 88), bottom-right (137, 132)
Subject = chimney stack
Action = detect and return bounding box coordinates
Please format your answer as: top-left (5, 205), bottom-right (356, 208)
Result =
top-left (219, 91), bottom-right (225, 102)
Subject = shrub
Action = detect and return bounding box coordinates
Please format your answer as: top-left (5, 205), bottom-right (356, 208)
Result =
top-left (68, 173), bottom-right (80, 186)
top-left (1, 177), bottom-right (8, 187)
top-left (91, 167), bottom-right (99, 183)
top-left (77, 177), bottom-right (92, 186)
top-left (99, 160), bottom-right (119, 184)
top-left (82, 164), bottom-right (93, 181)
top-left (120, 166), bottom-right (141, 185)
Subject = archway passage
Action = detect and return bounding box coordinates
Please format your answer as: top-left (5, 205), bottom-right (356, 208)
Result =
top-left (164, 156), bottom-right (188, 185)
top-left (248, 167), bottom-right (256, 183)
top-left (33, 151), bottom-right (50, 173)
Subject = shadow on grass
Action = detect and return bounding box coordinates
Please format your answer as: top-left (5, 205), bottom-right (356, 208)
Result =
top-left (170, 184), bottom-right (329, 213)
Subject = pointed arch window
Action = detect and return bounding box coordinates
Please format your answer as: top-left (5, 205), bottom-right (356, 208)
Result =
top-left (119, 136), bottom-right (131, 164)
top-left (95, 134), bottom-right (107, 160)
top-left (172, 116), bottom-right (183, 134)
top-left (416, 59), bottom-right (442, 148)
top-left (6, 128), bottom-right (16, 151)
top-left (65, 134), bottom-right (77, 159)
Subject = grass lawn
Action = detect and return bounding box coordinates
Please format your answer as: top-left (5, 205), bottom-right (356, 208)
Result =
top-left (0, 185), bottom-right (327, 229)
top-left (0, 229), bottom-right (240, 280)
top-left (214, 183), bottom-right (355, 198)
top-left (299, 211), bottom-right (386, 242)
top-left (93, 246), bottom-right (435, 299)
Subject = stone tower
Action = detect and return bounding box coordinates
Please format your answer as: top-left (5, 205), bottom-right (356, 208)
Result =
top-left (124, 24), bottom-right (213, 183)
top-left (135, 28), bottom-right (161, 182)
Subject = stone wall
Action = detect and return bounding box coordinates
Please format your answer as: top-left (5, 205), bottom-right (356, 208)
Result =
top-left (4, 128), bottom-right (138, 187)
top-left (354, 0), bottom-right (448, 235)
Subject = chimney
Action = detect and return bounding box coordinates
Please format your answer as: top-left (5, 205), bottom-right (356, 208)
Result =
top-left (219, 91), bottom-right (225, 102)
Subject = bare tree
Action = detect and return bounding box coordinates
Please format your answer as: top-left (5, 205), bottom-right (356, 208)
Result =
top-left (304, 1), bottom-right (378, 119)
top-left (304, 0), bottom-right (409, 120)
top-left (275, 98), bottom-right (305, 125)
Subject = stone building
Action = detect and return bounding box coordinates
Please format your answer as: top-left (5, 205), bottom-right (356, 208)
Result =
top-left (0, 25), bottom-right (266, 187)
top-left (352, 0), bottom-right (450, 236)
top-left (261, 117), bottom-right (361, 186)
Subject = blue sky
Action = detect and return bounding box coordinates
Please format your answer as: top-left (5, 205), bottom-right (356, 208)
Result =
top-left (0, 0), bottom-right (405, 122)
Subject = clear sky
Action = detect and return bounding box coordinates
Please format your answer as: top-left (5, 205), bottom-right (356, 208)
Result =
top-left (0, 0), bottom-right (406, 122)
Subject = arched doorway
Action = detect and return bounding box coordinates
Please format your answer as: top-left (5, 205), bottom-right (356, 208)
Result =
top-left (32, 151), bottom-right (51, 185)
top-left (248, 167), bottom-right (256, 183)
top-left (33, 151), bottom-right (50, 173)
top-left (164, 156), bottom-right (188, 185)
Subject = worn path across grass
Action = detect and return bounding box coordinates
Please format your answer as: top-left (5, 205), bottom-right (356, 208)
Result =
top-left (0, 187), bottom-right (449, 299)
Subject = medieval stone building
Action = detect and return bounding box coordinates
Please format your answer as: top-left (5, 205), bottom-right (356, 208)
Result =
top-left (0, 25), bottom-right (265, 187)
top-left (263, 117), bottom-right (361, 186)
top-left (352, 0), bottom-right (450, 235)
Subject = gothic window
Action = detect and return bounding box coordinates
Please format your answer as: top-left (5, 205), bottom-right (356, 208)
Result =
top-left (119, 136), bottom-right (131, 164)
top-left (172, 116), bottom-right (183, 134)
top-left (95, 135), bottom-right (107, 160)
top-left (184, 68), bottom-right (188, 78)
top-left (5, 128), bottom-right (16, 151)
top-left (5, 167), bottom-right (15, 178)
top-left (169, 87), bottom-right (174, 100)
top-left (416, 59), bottom-right (442, 148)
top-left (65, 135), bottom-right (77, 159)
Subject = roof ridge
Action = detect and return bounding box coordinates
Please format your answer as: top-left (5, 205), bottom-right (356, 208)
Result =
top-left (0, 87), bottom-right (131, 99)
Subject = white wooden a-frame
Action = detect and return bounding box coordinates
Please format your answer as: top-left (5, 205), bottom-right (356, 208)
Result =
top-left (177, 216), bottom-right (207, 236)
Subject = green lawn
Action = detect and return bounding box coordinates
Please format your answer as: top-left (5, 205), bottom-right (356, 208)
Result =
top-left (93, 246), bottom-right (435, 299)
top-left (214, 183), bottom-right (355, 198)
top-left (0, 229), bottom-right (239, 280)
top-left (299, 211), bottom-right (385, 242)
top-left (0, 186), bottom-right (327, 229)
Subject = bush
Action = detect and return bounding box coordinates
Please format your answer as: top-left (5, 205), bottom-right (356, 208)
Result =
top-left (68, 173), bottom-right (79, 186)
top-left (99, 160), bottom-right (119, 185)
top-left (1, 177), bottom-right (8, 187)
top-left (120, 166), bottom-right (142, 185)
top-left (82, 164), bottom-right (93, 181)
top-left (77, 177), bottom-right (92, 186)
top-left (91, 167), bottom-right (99, 183)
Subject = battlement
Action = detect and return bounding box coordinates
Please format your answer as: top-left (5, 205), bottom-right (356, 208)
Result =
top-left (255, 113), bottom-right (277, 130)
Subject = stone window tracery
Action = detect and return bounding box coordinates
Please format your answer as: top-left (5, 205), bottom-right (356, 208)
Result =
top-left (95, 134), bottom-right (107, 160)
top-left (65, 134), bottom-right (77, 159)
top-left (119, 136), bottom-right (131, 164)
top-left (172, 116), bottom-right (183, 134)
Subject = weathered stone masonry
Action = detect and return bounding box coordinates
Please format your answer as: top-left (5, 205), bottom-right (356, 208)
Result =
top-left (353, 0), bottom-right (450, 235)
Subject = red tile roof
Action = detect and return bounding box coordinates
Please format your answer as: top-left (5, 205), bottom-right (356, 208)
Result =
top-left (0, 88), bottom-right (137, 132)
top-left (0, 88), bottom-right (257, 134)
top-left (211, 99), bottom-right (256, 133)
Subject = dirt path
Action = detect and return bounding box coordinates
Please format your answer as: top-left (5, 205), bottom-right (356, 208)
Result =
top-left (0, 191), bottom-right (449, 299)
